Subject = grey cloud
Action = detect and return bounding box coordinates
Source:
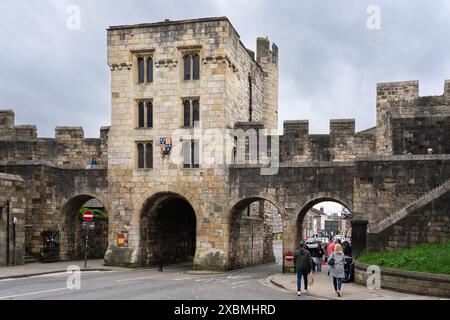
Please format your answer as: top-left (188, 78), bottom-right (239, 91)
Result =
top-left (0, 0), bottom-right (449, 137)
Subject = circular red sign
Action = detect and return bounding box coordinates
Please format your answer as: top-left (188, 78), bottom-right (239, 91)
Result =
top-left (83, 210), bottom-right (94, 222)
top-left (285, 252), bottom-right (294, 262)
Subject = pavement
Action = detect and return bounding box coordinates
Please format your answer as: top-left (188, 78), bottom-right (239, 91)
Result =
top-left (269, 269), bottom-right (447, 300)
top-left (0, 261), bottom-right (309, 300)
top-left (0, 260), bottom-right (126, 280)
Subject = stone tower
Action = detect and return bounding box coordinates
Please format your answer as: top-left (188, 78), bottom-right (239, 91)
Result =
top-left (105, 17), bottom-right (279, 269)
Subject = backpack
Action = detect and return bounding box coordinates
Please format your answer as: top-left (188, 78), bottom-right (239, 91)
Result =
top-left (328, 253), bottom-right (335, 266)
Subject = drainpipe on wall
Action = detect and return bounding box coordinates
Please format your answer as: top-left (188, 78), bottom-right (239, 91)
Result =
top-left (6, 200), bottom-right (10, 266)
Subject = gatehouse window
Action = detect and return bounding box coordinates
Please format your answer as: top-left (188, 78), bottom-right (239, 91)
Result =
top-left (182, 98), bottom-right (200, 127)
top-left (182, 52), bottom-right (200, 81)
top-left (183, 54), bottom-right (191, 80)
top-left (193, 54), bottom-right (200, 80)
top-left (137, 142), bottom-right (153, 169)
top-left (183, 139), bottom-right (199, 168)
top-left (138, 57), bottom-right (145, 83)
top-left (137, 100), bottom-right (153, 128)
top-left (134, 52), bottom-right (154, 84)
top-left (137, 143), bottom-right (145, 169)
top-left (147, 57), bottom-right (153, 83)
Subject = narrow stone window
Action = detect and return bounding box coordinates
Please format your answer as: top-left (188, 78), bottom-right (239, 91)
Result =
top-left (183, 55), bottom-right (191, 81)
top-left (137, 143), bottom-right (145, 169)
top-left (146, 101), bottom-right (153, 128)
top-left (192, 140), bottom-right (200, 168)
top-left (138, 57), bottom-right (145, 83)
top-left (182, 139), bottom-right (200, 168)
top-left (147, 57), bottom-right (153, 83)
top-left (183, 140), bottom-right (191, 168)
top-left (138, 102), bottom-right (145, 128)
top-left (183, 100), bottom-right (191, 127)
top-left (192, 100), bottom-right (200, 126)
top-left (145, 143), bottom-right (153, 169)
top-left (192, 54), bottom-right (200, 80)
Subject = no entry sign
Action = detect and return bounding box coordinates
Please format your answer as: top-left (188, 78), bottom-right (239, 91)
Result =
top-left (285, 251), bottom-right (294, 263)
top-left (83, 210), bottom-right (94, 222)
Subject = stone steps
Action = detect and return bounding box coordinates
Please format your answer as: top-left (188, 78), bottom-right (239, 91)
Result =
top-left (368, 178), bottom-right (450, 234)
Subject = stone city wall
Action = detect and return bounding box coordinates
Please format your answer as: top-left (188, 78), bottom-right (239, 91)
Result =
top-left (0, 110), bottom-right (109, 167)
top-left (0, 173), bottom-right (26, 266)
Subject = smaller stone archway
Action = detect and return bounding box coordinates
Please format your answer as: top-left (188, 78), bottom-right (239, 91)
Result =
top-left (226, 195), bottom-right (286, 270)
top-left (60, 194), bottom-right (109, 261)
top-left (139, 192), bottom-right (197, 267)
top-left (292, 196), bottom-right (353, 245)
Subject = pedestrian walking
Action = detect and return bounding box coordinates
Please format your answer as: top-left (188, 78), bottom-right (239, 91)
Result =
top-left (327, 244), bottom-right (346, 297)
top-left (316, 241), bottom-right (325, 272)
top-left (293, 241), bottom-right (313, 296)
top-left (325, 239), bottom-right (336, 276)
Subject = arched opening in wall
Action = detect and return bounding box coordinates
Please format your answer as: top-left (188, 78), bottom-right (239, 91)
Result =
top-left (296, 198), bottom-right (352, 248)
top-left (140, 192), bottom-right (196, 267)
top-left (61, 195), bottom-right (109, 261)
top-left (229, 198), bottom-right (282, 269)
top-left (296, 198), bottom-right (352, 243)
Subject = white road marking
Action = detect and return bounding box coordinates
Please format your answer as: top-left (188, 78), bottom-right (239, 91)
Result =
top-left (115, 275), bottom-right (164, 282)
top-left (173, 277), bottom-right (193, 281)
top-left (231, 281), bottom-right (248, 285)
top-left (0, 287), bottom-right (67, 299)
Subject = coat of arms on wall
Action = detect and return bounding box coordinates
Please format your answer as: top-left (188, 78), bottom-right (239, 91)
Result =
top-left (160, 137), bottom-right (172, 156)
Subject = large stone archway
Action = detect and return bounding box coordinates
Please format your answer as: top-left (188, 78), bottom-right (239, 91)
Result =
top-left (292, 195), bottom-right (353, 245)
top-left (138, 191), bottom-right (198, 267)
top-left (60, 194), bottom-right (109, 261)
top-left (225, 195), bottom-right (286, 270)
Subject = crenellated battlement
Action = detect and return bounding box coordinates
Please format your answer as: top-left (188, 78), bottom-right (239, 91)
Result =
top-left (377, 80), bottom-right (420, 102)
top-left (0, 109), bottom-right (109, 167)
top-left (280, 119), bottom-right (376, 162)
top-left (256, 37), bottom-right (278, 65)
top-left (375, 80), bottom-right (450, 155)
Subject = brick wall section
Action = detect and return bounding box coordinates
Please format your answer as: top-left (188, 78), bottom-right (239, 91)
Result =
top-left (354, 262), bottom-right (450, 298)
top-left (0, 173), bottom-right (26, 266)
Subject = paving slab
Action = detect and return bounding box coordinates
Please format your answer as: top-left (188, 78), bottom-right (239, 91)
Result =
top-left (269, 270), bottom-right (447, 300)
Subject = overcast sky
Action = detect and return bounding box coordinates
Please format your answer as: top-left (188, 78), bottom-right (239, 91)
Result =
top-left (1, 0), bottom-right (449, 139)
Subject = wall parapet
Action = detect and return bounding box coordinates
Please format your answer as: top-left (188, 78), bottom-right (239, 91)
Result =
top-left (354, 262), bottom-right (450, 298)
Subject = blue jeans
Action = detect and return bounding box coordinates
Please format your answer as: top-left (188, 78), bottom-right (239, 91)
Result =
top-left (297, 267), bottom-right (309, 291)
top-left (333, 277), bottom-right (343, 291)
top-left (316, 257), bottom-right (323, 271)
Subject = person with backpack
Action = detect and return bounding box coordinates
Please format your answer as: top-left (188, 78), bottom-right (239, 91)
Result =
top-left (327, 243), bottom-right (346, 297)
top-left (315, 241), bottom-right (325, 272)
top-left (325, 239), bottom-right (336, 276)
top-left (293, 241), bottom-right (313, 296)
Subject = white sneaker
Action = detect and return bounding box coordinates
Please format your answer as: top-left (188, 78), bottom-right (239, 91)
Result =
top-left (303, 289), bottom-right (310, 295)
top-left (297, 291), bottom-right (302, 296)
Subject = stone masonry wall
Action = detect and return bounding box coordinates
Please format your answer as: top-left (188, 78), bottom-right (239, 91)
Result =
top-left (353, 155), bottom-right (450, 226)
top-left (355, 262), bottom-right (450, 298)
top-left (0, 164), bottom-right (107, 260)
top-left (0, 110), bottom-right (109, 167)
top-left (0, 173), bottom-right (26, 266)
top-left (105, 17), bottom-right (278, 269)
top-left (367, 188), bottom-right (450, 252)
top-left (280, 119), bottom-right (376, 162)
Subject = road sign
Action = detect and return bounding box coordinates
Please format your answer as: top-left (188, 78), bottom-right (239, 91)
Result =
top-left (83, 210), bottom-right (94, 222)
top-left (285, 251), bottom-right (294, 263)
top-left (117, 231), bottom-right (129, 247)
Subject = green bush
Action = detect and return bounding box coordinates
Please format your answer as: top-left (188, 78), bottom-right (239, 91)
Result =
top-left (358, 242), bottom-right (450, 275)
